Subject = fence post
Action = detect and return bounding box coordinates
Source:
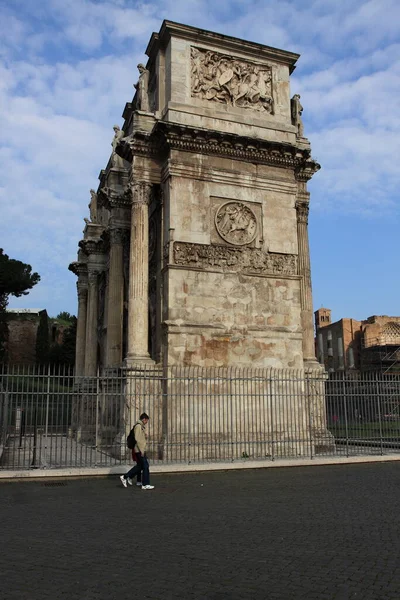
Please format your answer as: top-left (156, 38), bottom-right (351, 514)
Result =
top-left (95, 367), bottom-right (100, 452)
top-left (376, 372), bottom-right (384, 456)
top-left (44, 364), bottom-right (51, 446)
top-left (269, 371), bottom-right (275, 461)
top-left (18, 409), bottom-right (25, 449)
top-left (306, 371), bottom-right (313, 459)
top-left (230, 369), bottom-right (235, 462)
top-left (342, 373), bottom-right (349, 458)
top-left (31, 407), bottom-right (38, 468)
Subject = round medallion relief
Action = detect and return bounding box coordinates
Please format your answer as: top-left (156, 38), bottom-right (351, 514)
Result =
top-left (215, 202), bottom-right (257, 246)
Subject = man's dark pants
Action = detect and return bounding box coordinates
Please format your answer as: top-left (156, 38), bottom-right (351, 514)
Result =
top-left (125, 453), bottom-right (150, 485)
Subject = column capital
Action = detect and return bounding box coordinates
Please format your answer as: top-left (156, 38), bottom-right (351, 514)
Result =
top-left (295, 200), bottom-right (309, 225)
top-left (87, 270), bottom-right (100, 286)
top-left (77, 281), bottom-right (88, 301)
top-left (110, 227), bottom-right (127, 246)
top-left (129, 180), bottom-right (153, 205)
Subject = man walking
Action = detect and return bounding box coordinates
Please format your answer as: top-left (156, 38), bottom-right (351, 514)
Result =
top-left (120, 413), bottom-right (154, 490)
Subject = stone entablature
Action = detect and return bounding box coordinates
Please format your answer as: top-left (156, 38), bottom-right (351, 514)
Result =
top-left (120, 122), bottom-right (320, 174)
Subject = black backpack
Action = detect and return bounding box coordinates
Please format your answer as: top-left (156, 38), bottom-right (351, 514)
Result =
top-left (126, 425), bottom-right (137, 449)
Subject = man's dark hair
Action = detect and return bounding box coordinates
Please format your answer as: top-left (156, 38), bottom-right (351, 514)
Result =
top-left (140, 412), bottom-right (149, 420)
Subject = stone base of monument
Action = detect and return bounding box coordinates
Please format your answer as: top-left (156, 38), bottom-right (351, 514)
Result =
top-left (160, 435), bottom-right (317, 463)
top-left (74, 377), bottom-right (98, 445)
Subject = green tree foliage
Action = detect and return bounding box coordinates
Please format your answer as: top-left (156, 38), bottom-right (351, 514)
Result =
top-left (56, 311), bottom-right (74, 324)
top-left (48, 316), bottom-right (77, 367)
top-left (0, 249), bottom-right (40, 362)
top-left (0, 249), bottom-right (40, 308)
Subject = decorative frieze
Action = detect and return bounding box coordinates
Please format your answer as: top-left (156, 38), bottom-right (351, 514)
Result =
top-left (191, 47), bottom-right (273, 114)
top-left (172, 242), bottom-right (297, 276)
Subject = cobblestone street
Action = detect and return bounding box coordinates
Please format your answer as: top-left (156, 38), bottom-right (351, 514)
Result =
top-left (2, 463), bottom-right (400, 599)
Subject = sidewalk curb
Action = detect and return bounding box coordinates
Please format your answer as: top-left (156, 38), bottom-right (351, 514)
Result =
top-left (1, 453), bottom-right (400, 480)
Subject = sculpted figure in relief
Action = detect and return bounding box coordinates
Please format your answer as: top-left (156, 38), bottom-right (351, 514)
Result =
top-left (191, 47), bottom-right (273, 113)
top-left (88, 189), bottom-right (98, 223)
top-left (216, 202), bottom-right (257, 246)
top-left (173, 242), bottom-right (297, 276)
top-left (291, 94), bottom-right (304, 137)
top-left (134, 63), bottom-right (150, 112)
top-left (111, 125), bottom-right (125, 168)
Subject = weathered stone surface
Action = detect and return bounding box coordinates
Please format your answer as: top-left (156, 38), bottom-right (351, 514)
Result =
top-left (172, 241), bottom-right (297, 276)
top-left (70, 20), bottom-right (320, 372)
top-left (191, 47), bottom-right (274, 114)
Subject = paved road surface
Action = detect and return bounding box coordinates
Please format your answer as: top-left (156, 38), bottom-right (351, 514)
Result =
top-left (1, 463), bottom-right (400, 599)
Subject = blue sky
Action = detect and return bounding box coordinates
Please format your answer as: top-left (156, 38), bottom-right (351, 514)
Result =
top-left (1, 0), bottom-right (399, 323)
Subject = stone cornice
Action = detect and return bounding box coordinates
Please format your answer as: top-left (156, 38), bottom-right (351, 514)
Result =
top-left (68, 261), bottom-right (88, 277)
top-left (117, 122), bottom-right (320, 175)
top-left (153, 21), bottom-right (300, 74)
top-left (295, 159), bottom-right (321, 182)
top-left (99, 185), bottom-right (131, 209)
top-left (118, 131), bottom-right (159, 163)
top-left (78, 239), bottom-right (105, 256)
top-left (157, 123), bottom-right (319, 173)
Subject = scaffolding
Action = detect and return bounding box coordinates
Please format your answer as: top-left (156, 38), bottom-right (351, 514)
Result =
top-left (361, 336), bottom-right (400, 374)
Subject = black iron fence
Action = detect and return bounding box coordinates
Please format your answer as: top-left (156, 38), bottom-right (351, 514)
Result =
top-left (0, 364), bottom-right (399, 470)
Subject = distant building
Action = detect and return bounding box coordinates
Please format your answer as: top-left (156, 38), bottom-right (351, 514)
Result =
top-left (6, 309), bottom-right (47, 364)
top-left (5, 309), bottom-right (67, 365)
top-left (315, 308), bottom-right (400, 373)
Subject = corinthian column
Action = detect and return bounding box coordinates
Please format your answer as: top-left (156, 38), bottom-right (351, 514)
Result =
top-left (75, 280), bottom-right (88, 376)
top-left (126, 181), bottom-right (153, 365)
top-left (106, 228), bottom-right (125, 366)
top-left (85, 269), bottom-right (99, 376)
top-left (296, 192), bottom-right (317, 365)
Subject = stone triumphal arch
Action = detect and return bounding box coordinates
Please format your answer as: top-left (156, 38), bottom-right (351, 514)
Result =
top-left (69, 22), bottom-right (330, 458)
top-left (69, 20), bottom-right (320, 374)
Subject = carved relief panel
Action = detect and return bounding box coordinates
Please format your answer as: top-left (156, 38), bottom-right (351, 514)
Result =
top-left (211, 198), bottom-right (262, 248)
top-left (191, 47), bottom-right (274, 114)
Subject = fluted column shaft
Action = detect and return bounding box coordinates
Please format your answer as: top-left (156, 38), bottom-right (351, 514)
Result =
top-left (296, 190), bottom-right (316, 363)
top-left (126, 181), bottom-right (153, 363)
top-left (75, 281), bottom-right (88, 376)
top-left (85, 270), bottom-right (99, 376)
top-left (106, 229), bottom-right (125, 366)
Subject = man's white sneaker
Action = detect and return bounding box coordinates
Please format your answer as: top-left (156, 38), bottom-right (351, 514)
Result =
top-left (142, 485), bottom-right (154, 490)
top-left (120, 475), bottom-right (128, 488)
top-left (127, 478), bottom-right (133, 486)
top-left (136, 482), bottom-right (143, 487)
